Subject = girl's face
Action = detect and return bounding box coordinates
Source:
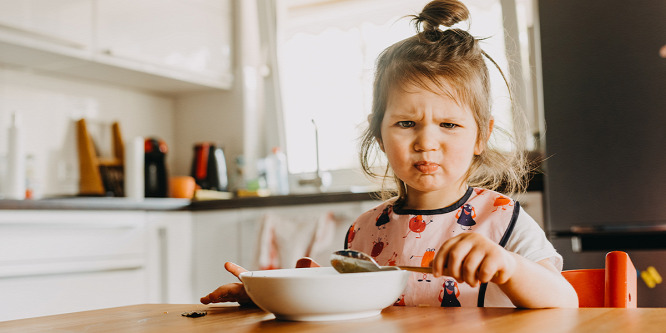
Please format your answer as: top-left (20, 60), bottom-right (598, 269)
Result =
top-left (378, 79), bottom-right (489, 208)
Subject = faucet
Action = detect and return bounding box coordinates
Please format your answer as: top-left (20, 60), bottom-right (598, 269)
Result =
top-left (298, 119), bottom-right (331, 191)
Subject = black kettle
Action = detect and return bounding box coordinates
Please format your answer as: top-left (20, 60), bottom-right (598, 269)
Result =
top-left (144, 138), bottom-right (169, 197)
top-left (191, 142), bottom-right (228, 191)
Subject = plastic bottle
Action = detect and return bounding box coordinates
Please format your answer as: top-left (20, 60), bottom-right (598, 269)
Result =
top-left (5, 112), bottom-right (25, 200)
top-left (124, 136), bottom-right (144, 200)
top-left (266, 147), bottom-right (289, 195)
top-left (25, 154), bottom-right (40, 199)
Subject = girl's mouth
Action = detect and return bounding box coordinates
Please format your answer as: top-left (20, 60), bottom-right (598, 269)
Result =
top-left (414, 161), bottom-right (439, 174)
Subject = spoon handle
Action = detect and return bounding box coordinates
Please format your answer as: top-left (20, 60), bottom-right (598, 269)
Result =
top-left (397, 266), bottom-right (432, 273)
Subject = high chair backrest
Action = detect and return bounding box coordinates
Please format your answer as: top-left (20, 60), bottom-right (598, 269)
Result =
top-left (562, 251), bottom-right (637, 308)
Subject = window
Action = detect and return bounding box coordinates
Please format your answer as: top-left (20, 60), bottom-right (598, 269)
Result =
top-left (277, 0), bottom-right (524, 190)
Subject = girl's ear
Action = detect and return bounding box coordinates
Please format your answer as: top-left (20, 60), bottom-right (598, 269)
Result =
top-left (377, 137), bottom-right (385, 152)
top-left (369, 113), bottom-right (385, 152)
top-left (474, 118), bottom-right (494, 155)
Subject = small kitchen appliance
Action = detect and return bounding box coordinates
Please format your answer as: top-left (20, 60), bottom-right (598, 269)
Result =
top-left (190, 142), bottom-right (228, 192)
top-left (144, 138), bottom-right (168, 197)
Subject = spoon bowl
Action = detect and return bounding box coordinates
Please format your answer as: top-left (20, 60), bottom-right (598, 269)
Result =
top-left (330, 249), bottom-right (432, 274)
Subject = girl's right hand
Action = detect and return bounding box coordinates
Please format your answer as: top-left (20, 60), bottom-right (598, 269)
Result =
top-left (200, 262), bottom-right (254, 306)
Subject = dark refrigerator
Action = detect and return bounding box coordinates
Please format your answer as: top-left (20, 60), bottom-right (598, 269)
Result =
top-left (538, 0), bottom-right (666, 307)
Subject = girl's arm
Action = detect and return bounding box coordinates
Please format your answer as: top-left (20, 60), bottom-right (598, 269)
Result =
top-left (497, 254), bottom-right (578, 308)
top-left (432, 233), bottom-right (578, 308)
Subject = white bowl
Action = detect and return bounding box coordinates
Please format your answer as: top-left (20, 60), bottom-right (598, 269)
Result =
top-left (239, 267), bottom-right (409, 321)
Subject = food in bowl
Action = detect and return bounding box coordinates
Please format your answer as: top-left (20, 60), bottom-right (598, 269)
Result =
top-left (239, 267), bottom-right (409, 321)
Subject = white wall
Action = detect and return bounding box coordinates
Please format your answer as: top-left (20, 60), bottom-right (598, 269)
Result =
top-left (0, 65), bottom-right (176, 197)
top-left (173, 90), bottom-right (242, 185)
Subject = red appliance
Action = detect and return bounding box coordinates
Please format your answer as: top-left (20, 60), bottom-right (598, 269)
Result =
top-left (191, 142), bottom-right (228, 191)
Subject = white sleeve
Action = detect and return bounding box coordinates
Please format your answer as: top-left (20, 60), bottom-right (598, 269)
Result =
top-left (504, 206), bottom-right (563, 271)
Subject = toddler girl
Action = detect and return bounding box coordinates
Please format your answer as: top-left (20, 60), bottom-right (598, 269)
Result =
top-left (201, 0), bottom-right (577, 308)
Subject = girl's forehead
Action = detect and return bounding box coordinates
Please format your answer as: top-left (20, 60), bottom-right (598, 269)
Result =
top-left (386, 78), bottom-right (470, 112)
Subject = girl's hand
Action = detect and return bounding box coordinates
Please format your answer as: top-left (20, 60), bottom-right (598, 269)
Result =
top-left (432, 233), bottom-right (517, 287)
top-left (200, 262), bottom-right (254, 306)
top-left (200, 258), bottom-right (321, 306)
top-left (295, 257), bottom-right (321, 268)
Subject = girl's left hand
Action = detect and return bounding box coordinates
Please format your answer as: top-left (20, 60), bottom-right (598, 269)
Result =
top-left (432, 233), bottom-right (517, 287)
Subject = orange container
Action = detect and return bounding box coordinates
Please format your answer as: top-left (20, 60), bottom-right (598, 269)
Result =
top-left (169, 176), bottom-right (196, 199)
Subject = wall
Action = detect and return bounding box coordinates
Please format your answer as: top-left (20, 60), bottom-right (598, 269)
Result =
top-left (173, 90), bottom-right (242, 184)
top-left (0, 65), bottom-right (176, 197)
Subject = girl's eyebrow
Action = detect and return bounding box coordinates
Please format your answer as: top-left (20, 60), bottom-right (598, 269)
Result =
top-left (384, 107), bottom-right (417, 117)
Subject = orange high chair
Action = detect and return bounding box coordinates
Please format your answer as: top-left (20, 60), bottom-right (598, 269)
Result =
top-left (562, 251), bottom-right (637, 308)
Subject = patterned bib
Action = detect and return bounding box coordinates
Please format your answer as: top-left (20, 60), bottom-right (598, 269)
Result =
top-left (346, 187), bottom-right (519, 307)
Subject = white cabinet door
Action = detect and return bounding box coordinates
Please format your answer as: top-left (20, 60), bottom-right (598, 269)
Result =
top-left (0, 269), bottom-right (147, 321)
top-left (191, 210), bottom-right (241, 300)
top-left (0, 0), bottom-right (92, 49)
top-left (96, 0), bottom-right (233, 87)
top-left (0, 210), bottom-right (149, 321)
top-left (146, 211), bottom-right (194, 304)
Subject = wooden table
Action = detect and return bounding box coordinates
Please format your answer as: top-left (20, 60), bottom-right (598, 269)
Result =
top-left (1, 304), bottom-right (665, 333)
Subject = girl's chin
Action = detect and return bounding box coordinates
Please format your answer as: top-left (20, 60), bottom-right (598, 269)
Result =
top-left (405, 180), bottom-right (466, 194)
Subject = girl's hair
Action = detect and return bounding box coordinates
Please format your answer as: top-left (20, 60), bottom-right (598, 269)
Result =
top-left (360, 0), bottom-right (530, 201)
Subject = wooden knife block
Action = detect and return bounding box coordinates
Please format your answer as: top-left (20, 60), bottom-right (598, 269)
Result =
top-left (76, 119), bottom-right (125, 196)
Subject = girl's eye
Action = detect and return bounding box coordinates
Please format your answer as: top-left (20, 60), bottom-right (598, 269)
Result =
top-left (396, 121), bottom-right (415, 128)
top-left (440, 123), bottom-right (458, 129)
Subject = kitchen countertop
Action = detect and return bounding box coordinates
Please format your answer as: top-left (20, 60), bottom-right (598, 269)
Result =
top-left (0, 191), bottom-right (380, 211)
top-left (0, 173), bottom-right (542, 211)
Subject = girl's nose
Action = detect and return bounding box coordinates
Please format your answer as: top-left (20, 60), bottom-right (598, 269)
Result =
top-left (413, 125), bottom-right (439, 152)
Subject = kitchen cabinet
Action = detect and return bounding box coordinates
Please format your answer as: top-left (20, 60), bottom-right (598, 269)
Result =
top-left (0, 210), bottom-right (153, 321)
top-left (0, 209), bottom-right (202, 321)
top-left (191, 210), bottom-right (241, 300)
top-left (95, 0), bottom-right (233, 90)
top-left (0, 0), bottom-right (93, 73)
top-left (0, 0), bottom-right (233, 93)
top-left (0, 0), bottom-right (92, 50)
top-left (146, 211), bottom-right (194, 304)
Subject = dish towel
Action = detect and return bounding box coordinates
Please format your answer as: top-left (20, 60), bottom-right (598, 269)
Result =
top-left (257, 211), bottom-right (338, 270)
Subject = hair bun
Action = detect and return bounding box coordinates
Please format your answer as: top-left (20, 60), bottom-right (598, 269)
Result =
top-left (416, 0), bottom-right (469, 31)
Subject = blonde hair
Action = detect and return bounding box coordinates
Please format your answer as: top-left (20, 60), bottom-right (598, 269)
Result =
top-left (360, 0), bottom-right (530, 202)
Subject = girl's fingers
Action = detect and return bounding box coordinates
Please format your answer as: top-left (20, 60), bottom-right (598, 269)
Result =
top-left (200, 283), bottom-right (244, 304)
top-left (295, 257), bottom-right (320, 268)
top-left (489, 252), bottom-right (516, 285)
top-left (433, 239), bottom-right (456, 277)
top-left (200, 262), bottom-right (255, 306)
top-left (442, 239), bottom-right (475, 281)
top-left (433, 236), bottom-right (464, 278)
top-left (476, 258), bottom-right (500, 284)
top-left (224, 262), bottom-right (248, 281)
top-left (461, 250), bottom-right (485, 286)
